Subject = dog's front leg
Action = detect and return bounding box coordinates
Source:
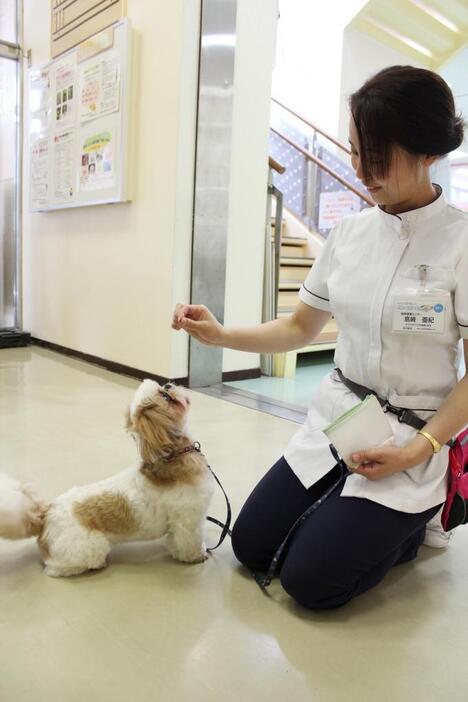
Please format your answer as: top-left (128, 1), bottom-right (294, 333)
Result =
top-left (166, 510), bottom-right (207, 564)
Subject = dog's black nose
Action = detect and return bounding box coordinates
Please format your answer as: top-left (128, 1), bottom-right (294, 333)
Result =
top-left (163, 382), bottom-right (173, 390)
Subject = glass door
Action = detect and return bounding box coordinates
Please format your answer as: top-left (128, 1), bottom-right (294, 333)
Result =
top-left (0, 0), bottom-right (20, 330)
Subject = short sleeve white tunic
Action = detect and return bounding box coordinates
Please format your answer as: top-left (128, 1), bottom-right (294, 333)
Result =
top-left (284, 189), bottom-right (468, 513)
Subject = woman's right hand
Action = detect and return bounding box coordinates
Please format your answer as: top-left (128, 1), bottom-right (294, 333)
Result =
top-left (172, 304), bottom-right (225, 346)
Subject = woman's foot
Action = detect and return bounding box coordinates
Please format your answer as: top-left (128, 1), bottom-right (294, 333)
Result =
top-left (424, 511), bottom-right (453, 548)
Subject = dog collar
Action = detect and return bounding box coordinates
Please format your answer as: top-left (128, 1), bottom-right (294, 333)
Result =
top-left (165, 441), bottom-right (202, 462)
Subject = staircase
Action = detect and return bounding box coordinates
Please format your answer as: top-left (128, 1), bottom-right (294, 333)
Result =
top-left (268, 217), bottom-right (339, 378)
top-left (278, 235), bottom-right (314, 313)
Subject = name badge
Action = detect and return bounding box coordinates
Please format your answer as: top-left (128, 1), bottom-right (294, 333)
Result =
top-left (392, 291), bottom-right (449, 334)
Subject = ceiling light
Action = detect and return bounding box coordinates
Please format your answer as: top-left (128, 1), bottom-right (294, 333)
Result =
top-left (409, 0), bottom-right (459, 33)
top-left (364, 15), bottom-right (433, 58)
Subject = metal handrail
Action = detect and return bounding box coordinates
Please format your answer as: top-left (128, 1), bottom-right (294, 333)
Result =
top-left (272, 97), bottom-right (352, 156)
top-left (271, 127), bottom-right (374, 207)
top-left (268, 155), bottom-right (286, 174)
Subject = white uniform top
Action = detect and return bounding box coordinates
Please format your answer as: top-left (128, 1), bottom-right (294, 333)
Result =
top-left (284, 188), bottom-right (468, 513)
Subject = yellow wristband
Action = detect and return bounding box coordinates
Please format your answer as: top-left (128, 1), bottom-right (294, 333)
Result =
top-left (418, 430), bottom-right (442, 454)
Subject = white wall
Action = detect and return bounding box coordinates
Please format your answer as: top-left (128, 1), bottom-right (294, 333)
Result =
top-left (272, 0), bottom-right (368, 135)
top-left (23, 0), bottom-right (199, 379)
top-left (22, 0), bottom-right (279, 379)
top-left (338, 26), bottom-right (424, 147)
top-left (440, 45), bottom-right (468, 155)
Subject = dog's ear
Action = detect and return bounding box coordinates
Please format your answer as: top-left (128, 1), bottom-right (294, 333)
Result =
top-left (131, 405), bottom-right (175, 463)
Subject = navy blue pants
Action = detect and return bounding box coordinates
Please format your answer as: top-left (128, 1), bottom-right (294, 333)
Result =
top-left (231, 457), bottom-right (441, 610)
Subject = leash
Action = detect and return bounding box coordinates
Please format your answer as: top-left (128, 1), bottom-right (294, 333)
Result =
top-left (206, 465), bottom-right (232, 552)
top-left (194, 441), bottom-right (350, 594)
top-left (251, 446), bottom-right (350, 593)
top-left (177, 442), bottom-right (232, 552)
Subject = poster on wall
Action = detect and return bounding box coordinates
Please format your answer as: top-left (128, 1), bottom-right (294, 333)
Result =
top-left (28, 19), bottom-right (130, 211)
top-left (29, 68), bottom-right (52, 137)
top-left (318, 191), bottom-right (361, 230)
top-left (54, 55), bottom-right (77, 130)
top-left (53, 130), bottom-right (76, 202)
top-left (79, 131), bottom-right (115, 191)
top-left (30, 137), bottom-right (50, 209)
top-left (79, 51), bottom-right (120, 124)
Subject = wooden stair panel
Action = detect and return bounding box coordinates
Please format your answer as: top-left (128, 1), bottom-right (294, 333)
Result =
top-left (278, 290), bottom-right (299, 309)
top-left (280, 256), bottom-right (314, 266)
top-left (279, 265), bottom-right (310, 283)
top-left (280, 244), bottom-right (308, 257)
top-left (279, 282), bottom-right (301, 291)
top-left (281, 236), bottom-right (308, 246)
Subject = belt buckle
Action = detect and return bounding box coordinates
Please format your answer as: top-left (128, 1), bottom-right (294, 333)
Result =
top-left (383, 401), bottom-right (406, 423)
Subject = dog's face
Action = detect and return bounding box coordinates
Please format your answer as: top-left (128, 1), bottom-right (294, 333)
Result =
top-left (126, 380), bottom-right (191, 463)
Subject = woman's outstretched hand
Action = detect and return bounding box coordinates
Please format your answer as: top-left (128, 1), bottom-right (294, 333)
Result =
top-left (172, 304), bottom-right (225, 346)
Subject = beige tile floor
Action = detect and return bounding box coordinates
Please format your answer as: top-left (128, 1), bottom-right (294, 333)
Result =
top-left (1, 347), bottom-right (467, 702)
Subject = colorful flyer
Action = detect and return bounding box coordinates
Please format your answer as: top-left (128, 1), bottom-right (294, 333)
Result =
top-left (54, 55), bottom-right (77, 130)
top-left (79, 131), bottom-right (115, 191)
top-left (79, 52), bottom-right (120, 124)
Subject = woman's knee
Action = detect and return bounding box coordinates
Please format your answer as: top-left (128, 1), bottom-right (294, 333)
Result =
top-left (231, 514), bottom-right (260, 569)
top-left (230, 517), bottom-right (248, 564)
top-left (280, 560), bottom-right (353, 610)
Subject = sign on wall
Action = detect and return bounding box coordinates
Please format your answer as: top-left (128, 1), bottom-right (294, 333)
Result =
top-left (51, 0), bottom-right (126, 59)
top-left (318, 190), bottom-right (361, 231)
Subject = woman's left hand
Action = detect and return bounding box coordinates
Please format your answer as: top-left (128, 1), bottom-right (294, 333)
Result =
top-left (350, 442), bottom-right (430, 480)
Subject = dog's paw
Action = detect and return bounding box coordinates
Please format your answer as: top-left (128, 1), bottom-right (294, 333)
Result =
top-left (191, 551), bottom-right (208, 564)
top-left (44, 566), bottom-right (65, 578)
top-left (173, 549), bottom-right (208, 564)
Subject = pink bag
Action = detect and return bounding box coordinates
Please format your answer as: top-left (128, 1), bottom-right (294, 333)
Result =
top-left (442, 429), bottom-right (468, 531)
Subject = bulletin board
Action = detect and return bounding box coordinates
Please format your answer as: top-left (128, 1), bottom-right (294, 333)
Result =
top-left (29, 19), bottom-right (131, 211)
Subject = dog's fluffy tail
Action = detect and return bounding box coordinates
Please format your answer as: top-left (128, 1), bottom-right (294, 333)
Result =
top-left (0, 474), bottom-right (49, 540)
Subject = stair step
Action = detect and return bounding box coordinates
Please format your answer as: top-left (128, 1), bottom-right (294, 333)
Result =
top-left (278, 290), bottom-right (299, 307)
top-left (281, 236), bottom-right (307, 246)
top-left (281, 244), bottom-right (308, 257)
top-left (279, 282), bottom-right (301, 291)
top-left (280, 265), bottom-right (310, 282)
top-left (280, 256), bottom-right (315, 266)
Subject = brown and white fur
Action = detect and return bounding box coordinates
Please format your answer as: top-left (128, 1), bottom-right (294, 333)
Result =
top-left (0, 380), bottom-right (214, 577)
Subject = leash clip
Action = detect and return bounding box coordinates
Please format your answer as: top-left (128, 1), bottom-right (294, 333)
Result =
top-left (382, 401), bottom-right (407, 423)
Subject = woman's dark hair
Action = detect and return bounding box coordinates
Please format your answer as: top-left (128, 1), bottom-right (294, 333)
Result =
top-left (349, 65), bottom-right (465, 182)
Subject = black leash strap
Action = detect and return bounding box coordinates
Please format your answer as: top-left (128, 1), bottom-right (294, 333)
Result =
top-left (252, 450), bottom-right (350, 593)
top-left (206, 465), bottom-right (232, 552)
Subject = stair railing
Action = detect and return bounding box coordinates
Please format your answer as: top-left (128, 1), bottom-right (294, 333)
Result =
top-left (262, 156), bottom-right (286, 376)
top-left (270, 99), bottom-right (373, 233)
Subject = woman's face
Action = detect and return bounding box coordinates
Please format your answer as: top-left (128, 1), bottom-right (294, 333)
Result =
top-left (348, 116), bottom-right (434, 211)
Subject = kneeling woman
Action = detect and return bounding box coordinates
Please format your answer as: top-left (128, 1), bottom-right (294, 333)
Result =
top-left (173, 65), bottom-right (468, 610)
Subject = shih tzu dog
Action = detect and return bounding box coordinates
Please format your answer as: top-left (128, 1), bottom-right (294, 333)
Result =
top-left (0, 380), bottom-right (214, 577)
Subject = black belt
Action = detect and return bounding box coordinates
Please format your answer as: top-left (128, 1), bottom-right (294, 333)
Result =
top-left (334, 367), bottom-right (427, 431)
top-left (334, 368), bottom-right (454, 448)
